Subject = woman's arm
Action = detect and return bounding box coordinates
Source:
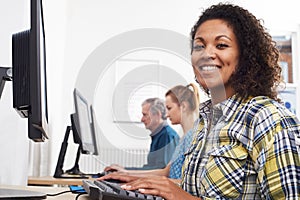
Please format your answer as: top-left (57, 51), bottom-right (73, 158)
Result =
top-left (252, 104), bottom-right (300, 199)
top-left (104, 163), bottom-right (171, 177)
top-left (99, 173), bottom-right (201, 200)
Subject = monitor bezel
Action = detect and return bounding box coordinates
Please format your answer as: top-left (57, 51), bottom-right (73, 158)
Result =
top-left (29, 0), bottom-right (48, 141)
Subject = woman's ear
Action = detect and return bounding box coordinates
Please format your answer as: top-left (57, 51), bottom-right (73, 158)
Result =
top-left (181, 101), bottom-right (188, 112)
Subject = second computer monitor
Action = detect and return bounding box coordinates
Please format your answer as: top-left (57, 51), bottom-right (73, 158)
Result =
top-left (73, 88), bottom-right (98, 155)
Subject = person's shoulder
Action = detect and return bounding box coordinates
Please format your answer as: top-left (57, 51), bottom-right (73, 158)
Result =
top-left (246, 96), bottom-right (300, 146)
top-left (242, 96), bottom-right (279, 111)
top-left (247, 96), bottom-right (285, 112)
top-left (245, 96), bottom-right (298, 123)
top-left (164, 124), bottom-right (176, 132)
top-left (181, 130), bottom-right (194, 144)
top-left (248, 95), bottom-right (274, 104)
top-left (163, 125), bottom-right (179, 137)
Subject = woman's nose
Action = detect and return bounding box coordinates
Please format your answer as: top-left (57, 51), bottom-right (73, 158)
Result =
top-left (199, 46), bottom-right (216, 60)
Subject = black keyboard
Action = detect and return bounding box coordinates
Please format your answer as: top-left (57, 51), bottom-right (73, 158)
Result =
top-left (82, 179), bottom-right (163, 200)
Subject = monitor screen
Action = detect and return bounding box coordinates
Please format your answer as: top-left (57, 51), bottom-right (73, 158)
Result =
top-left (73, 88), bottom-right (98, 155)
top-left (12, 0), bottom-right (48, 142)
top-left (90, 105), bottom-right (98, 155)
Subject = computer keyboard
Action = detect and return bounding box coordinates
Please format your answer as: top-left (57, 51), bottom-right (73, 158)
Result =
top-left (83, 179), bottom-right (164, 200)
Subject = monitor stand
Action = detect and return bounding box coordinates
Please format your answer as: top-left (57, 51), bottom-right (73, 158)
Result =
top-left (53, 125), bottom-right (88, 179)
top-left (0, 188), bottom-right (46, 199)
top-left (65, 145), bottom-right (84, 175)
top-left (0, 67), bottom-right (12, 100)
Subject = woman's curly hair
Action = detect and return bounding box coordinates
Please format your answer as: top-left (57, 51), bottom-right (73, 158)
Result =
top-left (191, 3), bottom-right (282, 101)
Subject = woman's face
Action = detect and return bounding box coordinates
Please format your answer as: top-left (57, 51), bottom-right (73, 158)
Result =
top-left (191, 19), bottom-right (239, 96)
top-left (165, 95), bottom-right (181, 125)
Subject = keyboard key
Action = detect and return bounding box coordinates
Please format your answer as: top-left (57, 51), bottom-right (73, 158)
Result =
top-left (102, 181), bottom-right (127, 195)
top-left (94, 180), bottom-right (115, 194)
top-left (83, 179), bottom-right (164, 200)
top-left (136, 192), bottom-right (145, 199)
top-left (145, 194), bottom-right (154, 199)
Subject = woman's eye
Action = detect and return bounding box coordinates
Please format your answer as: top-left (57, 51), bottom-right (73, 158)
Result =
top-left (193, 44), bottom-right (204, 51)
top-left (216, 43), bottom-right (229, 49)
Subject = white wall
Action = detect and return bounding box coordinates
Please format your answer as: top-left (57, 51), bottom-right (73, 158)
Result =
top-left (0, 0), bottom-right (29, 186)
top-left (1, 0), bottom-right (300, 184)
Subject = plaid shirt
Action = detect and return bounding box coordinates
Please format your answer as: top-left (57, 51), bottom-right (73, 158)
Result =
top-left (181, 95), bottom-right (300, 199)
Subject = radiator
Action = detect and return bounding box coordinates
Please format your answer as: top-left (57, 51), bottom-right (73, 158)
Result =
top-left (79, 148), bottom-right (149, 174)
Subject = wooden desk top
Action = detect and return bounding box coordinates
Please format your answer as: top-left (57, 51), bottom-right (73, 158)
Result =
top-left (28, 176), bottom-right (94, 186)
top-left (0, 185), bottom-right (90, 200)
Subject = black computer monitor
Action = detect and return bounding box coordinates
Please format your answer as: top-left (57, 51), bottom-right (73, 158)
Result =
top-left (73, 88), bottom-right (98, 155)
top-left (0, 0), bottom-right (49, 199)
top-left (53, 89), bottom-right (98, 178)
top-left (11, 0), bottom-right (48, 142)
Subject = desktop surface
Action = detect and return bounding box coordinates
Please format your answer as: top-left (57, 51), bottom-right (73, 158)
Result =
top-left (0, 185), bottom-right (90, 200)
top-left (28, 176), bottom-right (94, 186)
top-left (0, 188), bottom-right (46, 199)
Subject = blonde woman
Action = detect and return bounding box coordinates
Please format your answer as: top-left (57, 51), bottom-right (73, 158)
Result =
top-left (103, 83), bottom-right (199, 180)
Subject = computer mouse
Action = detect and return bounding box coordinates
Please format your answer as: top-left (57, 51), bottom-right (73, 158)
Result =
top-left (91, 171), bottom-right (106, 178)
top-left (92, 169), bottom-right (117, 178)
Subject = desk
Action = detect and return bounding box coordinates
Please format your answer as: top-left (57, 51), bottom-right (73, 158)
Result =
top-left (0, 185), bottom-right (90, 200)
top-left (28, 176), bottom-right (94, 186)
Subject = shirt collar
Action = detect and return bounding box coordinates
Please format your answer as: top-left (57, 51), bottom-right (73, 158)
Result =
top-left (150, 120), bottom-right (168, 136)
top-left (199, 94), bottom-right (245, 122)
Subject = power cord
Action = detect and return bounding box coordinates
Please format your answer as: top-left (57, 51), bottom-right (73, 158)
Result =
top-left (46, 190), bottom-right (72, 196)
top-left (93, 155), bottom-right (108, 166)
top-left (46, 189), bottom-right (87, 196)
top-left (75, 193), bottom-right (88, 200)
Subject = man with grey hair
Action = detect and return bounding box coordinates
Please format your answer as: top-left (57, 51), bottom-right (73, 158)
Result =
top-left (105, 97), bottom-right (179, 171)
top-left (135, 97), bottom-right (179, 170)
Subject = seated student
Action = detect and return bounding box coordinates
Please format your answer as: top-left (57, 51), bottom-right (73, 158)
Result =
top-left (105, 83), bottom-right (200, 181)
top-left (108, 97), bottom-right (180, 170)
top-left (99, 3), bottom-right (300, 199)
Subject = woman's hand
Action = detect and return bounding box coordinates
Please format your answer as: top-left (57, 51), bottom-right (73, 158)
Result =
top-left (99, 173), bottom-right (199, 200)
top-left (97, 171), bottom-right (140, 183)
top-left (103, 164), bottom-right (127, 173)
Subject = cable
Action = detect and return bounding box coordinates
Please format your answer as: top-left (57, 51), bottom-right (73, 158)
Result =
top-left (47, 189), bottom-right (86, 197)
top-left (93, 155), bottom-right (108, 166)
top-left (75, 193), bottom-right (88, 200)
top-left (46, 190), bottom-right (71, 196)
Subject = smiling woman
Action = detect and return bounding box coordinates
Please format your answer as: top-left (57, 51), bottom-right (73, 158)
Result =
top-left (98, 3), bottom-right (300, 200)
top-left (183, 3), bottom-right (300, 199)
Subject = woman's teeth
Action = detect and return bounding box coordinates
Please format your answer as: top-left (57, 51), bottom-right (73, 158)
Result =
top-left (200, 66), bottom-right (218, 71)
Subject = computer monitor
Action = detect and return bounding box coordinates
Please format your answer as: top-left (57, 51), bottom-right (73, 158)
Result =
top-left (73, 88), bottom-right (98, 155)
top-left (53, 89), bottom-right (98, 178)
top-left (11, 0), bottom-right (48, 142)
top-left (0, 0), bottom-right (48, 199)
